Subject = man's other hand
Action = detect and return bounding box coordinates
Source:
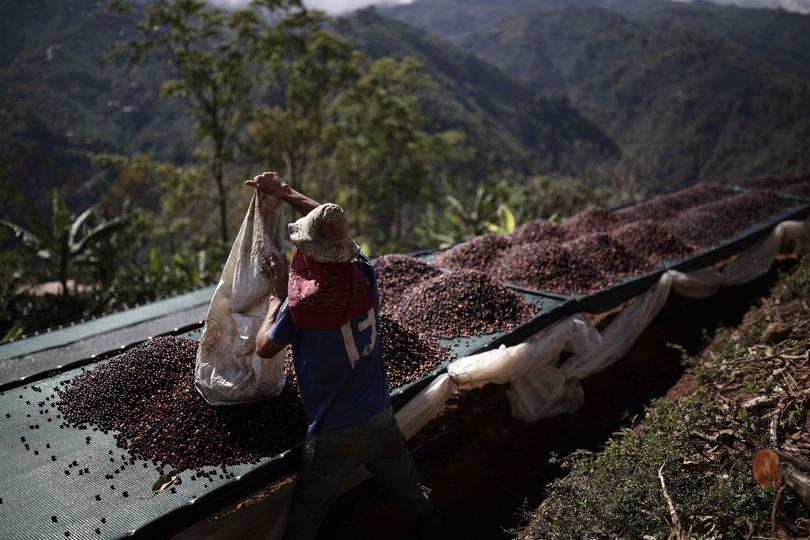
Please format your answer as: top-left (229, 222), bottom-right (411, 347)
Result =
top-left (245, 171), bottom-right (287, 197)
top-left (260, 251), bottom-right (289, 300)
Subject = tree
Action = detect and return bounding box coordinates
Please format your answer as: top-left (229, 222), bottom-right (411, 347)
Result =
top-left (248, 29), bottom-right (360, 194)
top-left (325, 57), bottom-right (465, 249)
top-left (0, 189), bottom-right (129, 295)
top-left (110, 0), bottom-right (307, 242)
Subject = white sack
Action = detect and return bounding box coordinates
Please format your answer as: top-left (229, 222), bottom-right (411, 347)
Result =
top-left (195, 192), bottom-right (286, 405)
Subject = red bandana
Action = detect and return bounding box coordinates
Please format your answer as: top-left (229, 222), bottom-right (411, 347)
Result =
top-left (287, 249), bottom-right (374, 330)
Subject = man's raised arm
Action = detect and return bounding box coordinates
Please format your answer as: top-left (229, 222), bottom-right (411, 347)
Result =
top-left (255, 251), bottom-right (289, 359)
top-left (245, 171), bottom-right (319, 216)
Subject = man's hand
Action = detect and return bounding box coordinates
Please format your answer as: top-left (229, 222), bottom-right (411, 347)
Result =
top-left (245, 171), bottom-right (287, 197)
top-left (244, 170), bottom-right (320, 216)
top-left (260, 251), bottom-right (289, 300)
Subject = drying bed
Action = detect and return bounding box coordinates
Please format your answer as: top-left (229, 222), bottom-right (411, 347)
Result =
top-left (424, 187), bottom-right (809, 313)
top-left (726, 174), bottom-right (810, 202)
top-left (0, 326), bottom-right (310, 540)
top-left (521, 198), bottom-right (808, 312)
top-left (0, 289), bottom-right (576, 540)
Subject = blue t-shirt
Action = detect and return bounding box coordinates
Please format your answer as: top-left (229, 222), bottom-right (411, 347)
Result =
top-left (268, 257), bottom-right (390, 433)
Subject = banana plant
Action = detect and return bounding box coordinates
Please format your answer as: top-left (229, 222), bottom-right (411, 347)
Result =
top-left (485, 205), bottom-right (517, 235)
top-left (0, 189), bottom-right (129, 295)
top-left (444, 185), bottom-right (517, 239)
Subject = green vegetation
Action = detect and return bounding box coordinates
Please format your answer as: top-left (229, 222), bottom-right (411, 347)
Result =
top-left (2, 0), bottom-right (809, 339)
top-left (387, 0), bottom-right (810, 191)
top-left (0, 189), bottom-right (128, 296)
top-left (525, 257), bottom-right (810, 538)
top-left (416, 175), bottom-right (614, 246)
top-left (109, 0), bottom-right (284, 241)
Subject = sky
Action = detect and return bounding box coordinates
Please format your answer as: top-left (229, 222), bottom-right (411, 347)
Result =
top-left (208, 0), bottom-right (809, 15)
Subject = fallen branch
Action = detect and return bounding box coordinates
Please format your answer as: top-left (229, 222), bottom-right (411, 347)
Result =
top-left (773, 449), bottom-right (810, 474)
top-left (658, 463), bottom-right (683, 540)
top-left (769, 399), bottom-right (787, 449)
top-left (740, 395), bottom-right (777, 410)
top-left (779, 462), bottom-right (810, 509)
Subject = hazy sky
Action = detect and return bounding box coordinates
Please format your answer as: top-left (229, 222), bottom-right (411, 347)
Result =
top-left (208, 0), bottom-right (809, 15)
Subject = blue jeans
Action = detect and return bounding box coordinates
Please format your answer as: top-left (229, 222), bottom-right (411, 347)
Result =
top-left (283, 405), bottom-right (438, 539)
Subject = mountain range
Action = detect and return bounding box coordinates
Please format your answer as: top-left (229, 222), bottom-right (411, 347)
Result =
top-left (1, 0), bottom-right (809, 220)
top-left (380, 0), bottom-right (810, 190)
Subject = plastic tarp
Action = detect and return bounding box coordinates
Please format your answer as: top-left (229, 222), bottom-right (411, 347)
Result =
top-left (194, 192), bottom-right (286, 405)
top-left (174, 219), bottom-right (809, 539)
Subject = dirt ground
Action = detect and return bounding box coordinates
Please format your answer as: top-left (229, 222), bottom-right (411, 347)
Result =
top-left (315, 262), bottom-right (795, 539)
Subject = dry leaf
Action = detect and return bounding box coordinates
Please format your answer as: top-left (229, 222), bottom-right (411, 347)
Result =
top-left (753, 449), bottom-right (782, 489)
top-left (152, 471), bottom-right (179, 493)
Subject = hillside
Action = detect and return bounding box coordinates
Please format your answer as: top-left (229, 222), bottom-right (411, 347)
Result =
top-left (458, 6), bottom-right (810, 188)
top-left (526, 256), bottom-right (810, 538)
top-left (0, 0), bottom-right (620, 225)
top-left (333, 9), bottom-right (617, 178)
top-left (0, 0), bottom-right (191, 218)
top-left (385, 0), bottom-right (810, 189)
top-left (3, 0), bottom-right (809, 215)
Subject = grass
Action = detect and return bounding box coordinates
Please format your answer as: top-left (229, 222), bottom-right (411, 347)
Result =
top-left (523, 256), bottom-right (810, 539)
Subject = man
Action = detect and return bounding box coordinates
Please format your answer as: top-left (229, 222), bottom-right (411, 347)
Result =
top-left (246, 171), bottom-right (438, 540)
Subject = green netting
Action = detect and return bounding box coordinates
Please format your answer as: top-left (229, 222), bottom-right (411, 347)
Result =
top-left (0, 291), bottom-right (574, 539)
top-left (0, 286), bottom-right (216, 361)
top-left (0, 328), bottom-right (299, 540)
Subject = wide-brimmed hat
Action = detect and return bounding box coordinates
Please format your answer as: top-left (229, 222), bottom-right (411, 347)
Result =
top-left (288, 203), bottom-right (359, 263)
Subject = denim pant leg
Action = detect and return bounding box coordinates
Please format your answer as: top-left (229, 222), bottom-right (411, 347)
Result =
top-left (362, 408), bottom-right (438, 531)
top-left (283, 430), bottom-right (357, 540)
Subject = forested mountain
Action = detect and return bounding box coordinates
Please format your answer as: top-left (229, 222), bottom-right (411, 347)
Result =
top-left (0, 0), bottom-right (191, 217)
top-left (384, 0), bottom-right (810, 190)
top-left (0, 0), bottom-right (618, 222)
top-left (2, 0), bottom-right (809, 220)
top-left (333, 9), bottom-right (617, 179)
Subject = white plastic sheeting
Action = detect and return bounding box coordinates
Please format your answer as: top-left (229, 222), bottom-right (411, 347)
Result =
top-left (174, 219), bottom-right (809, 539)
top-left (194, 192), bottom-right (287, 405)
top-left (669, 223), bottom-right (785, 298)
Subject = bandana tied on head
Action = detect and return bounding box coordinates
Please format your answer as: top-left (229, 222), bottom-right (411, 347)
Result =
top-left (287, 249), bottom-right (374, 330)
